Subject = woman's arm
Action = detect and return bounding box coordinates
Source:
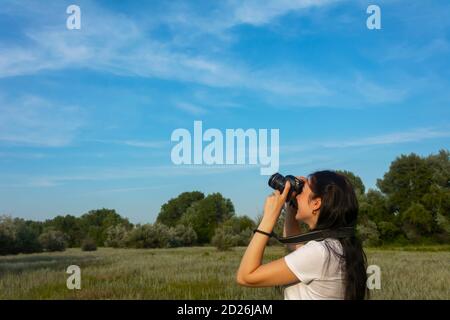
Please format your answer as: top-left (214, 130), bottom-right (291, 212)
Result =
top-left (236, 182), bottom-right (299, 287)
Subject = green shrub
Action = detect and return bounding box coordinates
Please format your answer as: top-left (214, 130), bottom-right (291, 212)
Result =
top-left (211, 225), bottom-right (238, 251)
top-left (377, 221), bottom-right (401, 242)
top-left (357, 219), bottom-right (380, 246)
top-left (126, 223), bottom-right (171, 248)
top-left (105, 224), bottom-right (131, 248)
top-left (38, 230), bottom-right (67, 252)
top-left (0, 216), bottom-right (17, 255)
top-left (167, 224), bottom-right (197, 248)
top-left (81, 238), bottom-right (97, 251)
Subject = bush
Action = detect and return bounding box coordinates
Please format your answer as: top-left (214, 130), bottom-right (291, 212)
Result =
top-left (235, 228), bottom-right (253, 246)
top-left (167, 224), bottom-right (197, 248)
top-left (377, 221), bottom-right (401, 242)
top-left (14, 222), bottom-right (42, 254)
top-left (81, 238), bottom-right (97, 251)
top-left (211, 225), bottom-right (238, 251)
top-left (357, 219), bottom-right (380, 246)
top-left (38, 230), bottom-right (67, 252)
top-left (0, 216), bottom-right (17, 255)
top-left (105, 224), bottom-right (131, 248)
top-left (0, 216), bottom-right (43, 255)
top-left (126, 223), bottom-right (171, 248)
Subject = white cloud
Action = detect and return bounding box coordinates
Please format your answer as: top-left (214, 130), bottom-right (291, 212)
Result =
top-left (175, 102), bottom-right (208, 115)
top-left (91, 139), bottom-right (168, 149)
top-left (283, 127), bottom-right (450, 152)
top-left (322, 128), bottom-right (450, 148)
top-left (0, 95), bottom-right (84, 147)
top-left (0, 0), bottom-right (408, 108)
top-left (0, 164), bottom-right (258, 189)
top-left (382, 38), bottom-right (450, 63)
top-left (231, 0), bottom-right (339, 26)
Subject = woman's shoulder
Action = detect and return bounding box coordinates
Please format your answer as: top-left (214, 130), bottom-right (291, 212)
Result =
top-left (301, 239), bottom-right (343, 255)
top-left (294, 240), bottom-right (328, 256)
top-left (303, 238), bottom-right (340, 248)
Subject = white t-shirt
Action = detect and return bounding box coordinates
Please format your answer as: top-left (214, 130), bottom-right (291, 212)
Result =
top-left (283, 239), bottom-right (345, 300)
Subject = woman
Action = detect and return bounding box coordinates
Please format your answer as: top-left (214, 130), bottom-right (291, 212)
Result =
top-left (236, 170), bottom-right (368, 300)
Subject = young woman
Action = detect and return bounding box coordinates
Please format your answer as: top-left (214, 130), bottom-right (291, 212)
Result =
top-left (236, 170), bottom-right (368, 300)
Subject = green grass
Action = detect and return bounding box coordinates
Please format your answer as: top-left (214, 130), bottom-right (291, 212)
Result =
top-left (0, 246), bottom-right (449, 299)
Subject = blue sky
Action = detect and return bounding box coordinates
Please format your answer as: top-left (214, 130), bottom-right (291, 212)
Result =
top-left (0, 0), bottom-right (449, 224)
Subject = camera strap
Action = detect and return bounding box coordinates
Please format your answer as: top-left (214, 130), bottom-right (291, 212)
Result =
top-left (270, 227), bottom-right (356, 244)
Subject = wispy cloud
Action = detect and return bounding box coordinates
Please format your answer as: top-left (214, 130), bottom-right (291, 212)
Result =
top-left (382, 38), bottom-right (450, 63)
top-left (0, 95), bottom-right (84, 147)
top-left (322, 128), bottom-right (450, 148)
top-left (91, 139), bottom-right (168, 149)
top-left (163, 0), bottom-right (341, 33)
top-left (175, 102), bottom-right (208, 115)
top-left (0, 0), bottom-right (407, 108)
top-left (0, 164), bottom-right (258, 189)
top-left (0, 152), bottom-right (46, 159)
top-left (230, 0), bottom-right (340, 26)
top-left (283, 127), bottom-right (450, 152)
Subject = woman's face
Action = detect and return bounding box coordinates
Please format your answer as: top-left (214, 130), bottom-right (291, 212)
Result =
top-left (294, 176), bottom-right (321, 227)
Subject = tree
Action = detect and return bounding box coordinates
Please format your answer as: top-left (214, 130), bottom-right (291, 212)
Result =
top-left (222, 216), bottom-right (255, 234)
top-left (0, 215), bottom-right (17, 255)
top-left (156, 191), bottom-right (205, 227)
top-left (426, 149), bottom-right (450, 188)
top-left (0, 216), bottom-right (42, 255)
top-left (39, 230), bottom-right (67, 252)
top-left (359, 189), bottom-right (392, 224)
top-left (179, 193), bottom-right (235, 244)
top-left (14, 219), bottom-right (42, 254)
top-left (401, 203), bottom-right (434, 236)
top-left (45, 215), bottom-right (83, 247)
top-left (79, 208), bottom-right (132, 246)
top-left (435, 214), bottom-right (450, 243)
top-left (377, 153), bottom-right (434, 213)
top-left (377, 221), bottom-right (401, 242)
top-left (421, 184), bottom-right (450, 221)
top-left (336, 170), bottom-right (365, 195)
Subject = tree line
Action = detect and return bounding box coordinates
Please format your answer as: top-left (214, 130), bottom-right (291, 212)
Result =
top-left (0, 149), bottom-right (448, 255)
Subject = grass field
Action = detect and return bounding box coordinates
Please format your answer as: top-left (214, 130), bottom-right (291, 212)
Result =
top-left (0, 246), bottom-right (449, 299)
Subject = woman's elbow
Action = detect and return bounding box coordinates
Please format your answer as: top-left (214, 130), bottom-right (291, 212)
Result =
top-left (236, 272), bottom-right (250, 286)
top-left (236, 273), bottom-right (256, 287)
top-left (236, 273), bottom-right (246, 286)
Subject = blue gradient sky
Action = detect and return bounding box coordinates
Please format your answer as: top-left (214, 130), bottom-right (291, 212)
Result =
top-left (0, 0), bottom-right (449, 224)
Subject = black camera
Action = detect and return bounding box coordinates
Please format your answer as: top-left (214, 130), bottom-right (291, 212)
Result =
top-left (268, 172), bottom-right (305, 202)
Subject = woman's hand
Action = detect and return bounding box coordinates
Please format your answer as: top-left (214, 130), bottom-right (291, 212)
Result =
top-left (263, 181), bottom-right (291, 221)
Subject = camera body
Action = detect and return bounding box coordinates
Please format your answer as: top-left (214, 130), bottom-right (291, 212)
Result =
top-left (268, 173), bottom-right (304, 202)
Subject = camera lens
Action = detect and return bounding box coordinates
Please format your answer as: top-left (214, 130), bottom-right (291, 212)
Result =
top-left (268, 173), bottom-right (286, 193)
top-left (268, 173), bottom-right (305, 202)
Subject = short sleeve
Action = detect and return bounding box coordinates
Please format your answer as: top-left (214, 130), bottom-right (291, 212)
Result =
top-left (284, 241), bottom-right (327, 284)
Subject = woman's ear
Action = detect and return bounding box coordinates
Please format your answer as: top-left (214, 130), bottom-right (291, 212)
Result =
top-left (312, 197), bottom-right (321, 212)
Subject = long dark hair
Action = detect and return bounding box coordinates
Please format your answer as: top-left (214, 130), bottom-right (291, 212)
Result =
top-left (308, 170), bottom-right (368, 300)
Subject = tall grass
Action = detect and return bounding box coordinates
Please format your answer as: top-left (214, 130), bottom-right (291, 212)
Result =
top-left (0, 246), bottom-right (448, 299)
